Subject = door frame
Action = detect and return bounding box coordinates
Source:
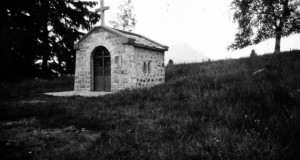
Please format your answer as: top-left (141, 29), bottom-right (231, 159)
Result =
top-left (91, 46), bottom-right (111, 91)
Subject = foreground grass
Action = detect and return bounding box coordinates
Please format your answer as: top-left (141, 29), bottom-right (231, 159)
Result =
top-left (0, 51), bottom-right (300, 160)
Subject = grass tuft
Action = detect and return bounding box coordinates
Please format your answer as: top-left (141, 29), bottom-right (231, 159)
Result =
top-left (1, 50), bottom-right (300, 159)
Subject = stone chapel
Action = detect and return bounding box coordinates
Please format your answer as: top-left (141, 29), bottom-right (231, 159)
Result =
top-left (73, 1), bottom-right (168, 92)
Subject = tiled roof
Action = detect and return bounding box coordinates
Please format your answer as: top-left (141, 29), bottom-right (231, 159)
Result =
top-left (115, 29), bottom-right (167, 51)
top-left (74, 26), bottom-right (168, 51)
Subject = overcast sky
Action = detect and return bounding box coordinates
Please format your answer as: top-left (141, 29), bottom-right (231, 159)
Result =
top-left (88, 0), bottom-right (300, 60)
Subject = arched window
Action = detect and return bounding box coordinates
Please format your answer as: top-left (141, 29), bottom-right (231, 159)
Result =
top-left (142, 61), bottom-right (151, 73)
top-left (143, 62), bottom-right (147, 73)
top-left (148, 62), bottom-right (151, 73)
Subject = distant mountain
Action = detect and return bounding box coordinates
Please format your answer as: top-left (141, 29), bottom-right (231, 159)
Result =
top-left (165, 43), bottom-right (209, 64)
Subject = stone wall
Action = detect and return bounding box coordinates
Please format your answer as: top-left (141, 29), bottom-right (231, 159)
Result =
top-left (133, 48), bottom-right (165, 88)
top-left (74, 28), bottom-right (165, 92)
top-left (74, 28), bottom-right (137, 92)
top-left (111, 45), bottom-right (136, 92)
top-left (74, 28), bottom-right (122, 91)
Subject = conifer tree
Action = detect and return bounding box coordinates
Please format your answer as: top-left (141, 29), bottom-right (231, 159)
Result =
top-left (0, 0), bottom-right (100, 80)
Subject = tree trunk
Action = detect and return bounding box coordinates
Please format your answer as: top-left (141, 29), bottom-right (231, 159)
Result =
top-left (41, 22), bottom-right (51, 78)
top-left (0, 6), bottom-right (10, 80)
top-left (274, 29), bottom-right (282, 54)
top-left (274, 0), bottom-right (289, 54)
top-left (41, 0), bottom-right (51, 78)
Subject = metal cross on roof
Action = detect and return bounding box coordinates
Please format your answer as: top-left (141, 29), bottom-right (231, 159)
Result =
top-left (95, 0), bottom-right (110, 26)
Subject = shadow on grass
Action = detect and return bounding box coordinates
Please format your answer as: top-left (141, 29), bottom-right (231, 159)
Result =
top-left (1, 50), bottom-right (300, 159)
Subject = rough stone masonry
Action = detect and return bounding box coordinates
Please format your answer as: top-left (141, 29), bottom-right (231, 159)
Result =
top-left (73, 26), bottom-right (168, 92)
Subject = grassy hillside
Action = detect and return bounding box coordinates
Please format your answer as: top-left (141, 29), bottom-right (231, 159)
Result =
top-left (0, 50), bottom-right (300, 160)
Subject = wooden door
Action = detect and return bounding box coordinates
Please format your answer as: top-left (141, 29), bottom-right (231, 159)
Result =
top-left (94, 48), bottom-right (111, 92)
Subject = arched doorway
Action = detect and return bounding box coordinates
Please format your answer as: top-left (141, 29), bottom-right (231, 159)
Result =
top-left (93, 46), bottom-right (111, 92)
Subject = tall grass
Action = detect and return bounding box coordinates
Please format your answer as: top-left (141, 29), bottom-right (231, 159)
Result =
top-left (0, 50), bottom-right (299, 160)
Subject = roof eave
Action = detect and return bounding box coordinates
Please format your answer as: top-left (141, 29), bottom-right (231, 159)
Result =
top-left (73, 25), bottom-right (131, 50)
top-left (115, 29), bottom-right (169, 51)
top-left (131, 43), bottom-right (167, 52)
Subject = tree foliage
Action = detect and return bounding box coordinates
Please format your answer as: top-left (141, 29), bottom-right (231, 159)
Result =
top-left (229, 0), bottom-right (300, 53)
top-left (0, 0), bottom-right (99, 80)
top-left (109, 0), bottom-right (136, 32)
